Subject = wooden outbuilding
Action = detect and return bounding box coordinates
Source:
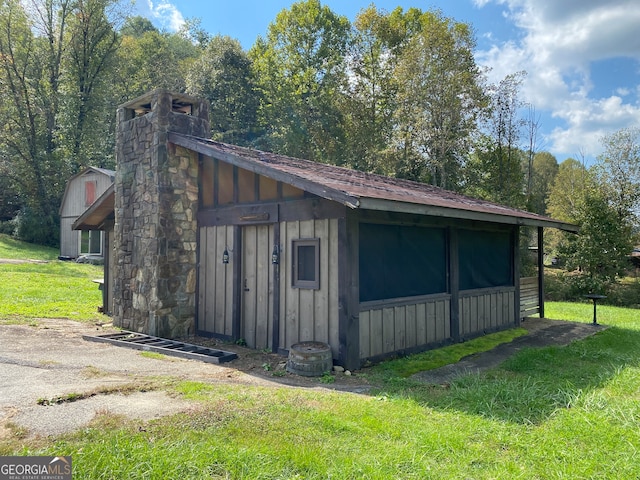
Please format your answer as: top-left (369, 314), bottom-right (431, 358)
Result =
top-left (59, 167), bottom-right (114, 258)
top-left (110, 90), bottom-right (577, 370)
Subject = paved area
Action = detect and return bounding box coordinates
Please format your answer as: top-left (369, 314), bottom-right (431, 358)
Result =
top-left (0, 320), bottom-right (269, 438)
top-left (0, 319), bottom-right (365, 439)
top-left (411, 317), bottom-right (607, 384)
top-left (0, 317), bottom-right (606, 438)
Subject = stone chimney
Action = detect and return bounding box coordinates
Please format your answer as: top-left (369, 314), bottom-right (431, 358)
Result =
top-left (113, 90), bottom-right (210, 337)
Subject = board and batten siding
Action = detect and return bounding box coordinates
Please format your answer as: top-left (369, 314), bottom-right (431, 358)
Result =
top-left (458, 287), bottom-right (516, 338)
top-left (359, 295), bottom-right (451, 359)
top-left (280, 218), bottom-right (340, 359)
top-left (241, 224), bottom-right (275, 350)
top-left (198, 225), bottom-right (235, 338)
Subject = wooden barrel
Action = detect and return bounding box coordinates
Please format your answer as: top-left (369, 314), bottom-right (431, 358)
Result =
top-left (286, 341), bottom-right (333, 377)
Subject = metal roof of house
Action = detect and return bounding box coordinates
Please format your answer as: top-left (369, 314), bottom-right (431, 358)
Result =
top-left (169, 133), bottom-right (578, 232)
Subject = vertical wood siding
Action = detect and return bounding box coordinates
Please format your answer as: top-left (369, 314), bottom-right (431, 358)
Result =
top-left (280, 218), bottom-right (340, 358)
top-left (458, 288), bottom-right (516, 338)
top-left (359, 296), bottom-right (451, 359)
top-left (198, 225), bottom-right (235, 337)
top-left (241, 224), bottom-right (275, 350)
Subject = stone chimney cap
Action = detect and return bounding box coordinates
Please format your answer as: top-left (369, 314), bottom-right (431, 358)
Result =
top-left (118, 89), bottom-right (202, 112)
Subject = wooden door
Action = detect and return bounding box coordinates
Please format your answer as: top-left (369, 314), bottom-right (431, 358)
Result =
top-left (241, 224), bottom-right (275, 350)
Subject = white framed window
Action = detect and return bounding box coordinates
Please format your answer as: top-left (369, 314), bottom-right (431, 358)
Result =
top-left (80, 230), bottom-right (102, 255)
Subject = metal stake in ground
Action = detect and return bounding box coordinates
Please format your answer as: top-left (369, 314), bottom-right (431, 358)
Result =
top-left (584, 294), bottom-right (607, 325)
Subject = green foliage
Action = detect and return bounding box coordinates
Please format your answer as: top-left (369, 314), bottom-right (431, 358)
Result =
top-left (595, 127), bottom-right (640, 221)
top-left (342, 5), bottom-right (398, 174)
top-left (186, 35), bottom-right (260, 145)
top-left (528, 151), bottom-right (559, 214)
top-left (465, 72), bottom-right (527, 207)
top-left (13, 206), bottom-right (60, 247)
top-left (250, 0), bottom-right (350, 164)
top-left (559, 189), bottom-right (634, 284)
top-left (545, 270), bottom-right (640, 307)
top-left (391, 9), bottom-right (486, 189)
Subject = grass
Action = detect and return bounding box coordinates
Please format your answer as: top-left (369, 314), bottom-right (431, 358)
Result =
top-left (0, 233), bottom-right (59, 260)
top-left (369, 327), bottom-right (527, 378)
top-left (0, 235), bottom-right (106, 322)
top-left (2, 237), bottom-right (640, 478)
top-left (3, 301), bottom-right (638, 478)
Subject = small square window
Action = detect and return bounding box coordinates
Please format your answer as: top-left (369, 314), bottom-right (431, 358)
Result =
top-left (292, 238), bottom-right (320, 289)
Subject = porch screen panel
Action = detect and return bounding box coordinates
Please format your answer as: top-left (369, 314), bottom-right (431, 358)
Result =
top-left (458, 229), bottom-right (512, 290)
top-left (359, 223), bottom-right (446, 302)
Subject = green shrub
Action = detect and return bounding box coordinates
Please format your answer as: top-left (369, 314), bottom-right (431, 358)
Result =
top-left (545, 270), bottom-right (640, 308)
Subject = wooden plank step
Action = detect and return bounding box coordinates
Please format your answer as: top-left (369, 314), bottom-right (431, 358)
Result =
top-left (83, 332), bottom-right (238, 364)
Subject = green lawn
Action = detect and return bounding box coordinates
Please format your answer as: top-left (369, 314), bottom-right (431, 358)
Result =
top-left (0, 233), bottom-right (59, 260)
top-left (0, 234), bottom-right (106, 321)
top-left (2, 235), bottom-right (640, 478)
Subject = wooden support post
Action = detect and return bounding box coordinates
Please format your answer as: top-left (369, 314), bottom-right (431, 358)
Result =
top-left (449, 227), bottom-right (460, 342)
top-left (271, 221), bottom-right (281, 353)
top-left (537, 226), bottom-right (545, 318)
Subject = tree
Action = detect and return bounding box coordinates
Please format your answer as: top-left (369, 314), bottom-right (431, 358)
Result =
top-left (112, 28), bottom-right (199, 102)
top-left (390, 9), bottom-right (486, 189)
top-left (547, 158), bottom-right (591, 223)
top-left (465, 72), bottom-right (526, 207)
top-left (342, 6), bottom-right (398, 174)
top-left (250, 0), bottom-right (350, 163)
top-left (0, 0), bottom-right (123, 245)
top-left (60, 0), bottom-right (122, 170)
top-left (0, 0), bottom-right (70, 244)
top-left (594, 127), bottom-right (640, 221)
top-left (524, 105), bottom-right (543, 208)
top-left (559, 187), bottom-right (634, 286)
top-left (186, 35), bottom-right (259, 145)
top-left (528, 152), bottom-right (559, 215)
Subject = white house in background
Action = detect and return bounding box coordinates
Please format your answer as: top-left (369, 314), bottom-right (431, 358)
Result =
top-left (59, 167), bottom-right (114, 259)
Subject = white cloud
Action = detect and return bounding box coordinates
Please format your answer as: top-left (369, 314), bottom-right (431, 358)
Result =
top-left (476, 0), bottom-right (640, 160)
top-left (548, 96), bottom-right (640, 157)
top-left (135, 0), bottom-right (185, 32)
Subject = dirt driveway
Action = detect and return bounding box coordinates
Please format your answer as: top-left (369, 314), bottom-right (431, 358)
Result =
top-left (0, 319), bottom-right (370, 439)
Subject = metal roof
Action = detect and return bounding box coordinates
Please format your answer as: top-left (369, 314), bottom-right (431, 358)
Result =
top-left (169, 133), bottom-right (578, 232)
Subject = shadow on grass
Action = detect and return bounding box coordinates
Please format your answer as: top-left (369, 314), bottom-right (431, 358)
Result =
top-left (372, 326), bottom-right (640, 425)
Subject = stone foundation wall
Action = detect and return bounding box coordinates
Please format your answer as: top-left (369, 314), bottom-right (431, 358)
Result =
top-left (114, 90), bottom-right (209, 337)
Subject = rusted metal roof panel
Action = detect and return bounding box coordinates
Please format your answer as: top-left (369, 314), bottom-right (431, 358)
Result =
top-left (169, 133), bottom-right (578, 231)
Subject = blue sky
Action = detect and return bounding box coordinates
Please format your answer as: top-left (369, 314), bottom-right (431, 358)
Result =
top-left (134, 0), bottom-right (640, 164)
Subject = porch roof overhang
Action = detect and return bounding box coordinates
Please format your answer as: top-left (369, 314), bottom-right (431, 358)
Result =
top-left (72, 184), bottom-right (114, 231)
top-left (170, 133), bottom-right (578, 232)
